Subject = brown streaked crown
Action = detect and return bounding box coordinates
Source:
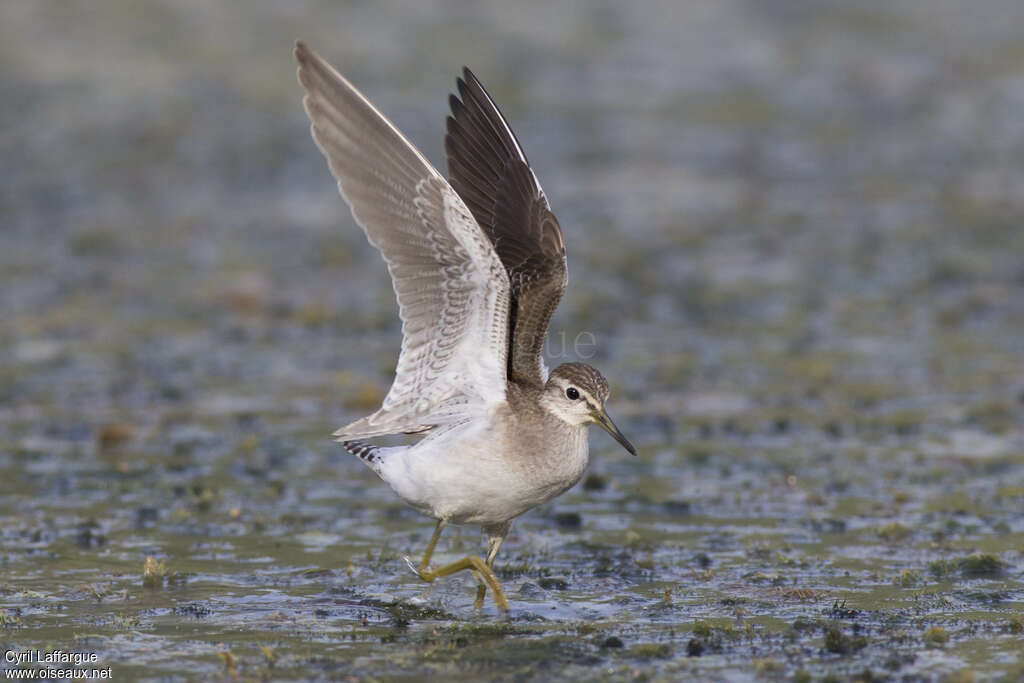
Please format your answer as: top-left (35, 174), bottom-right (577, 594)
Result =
top-left (549, 363), bottom-right (610, 403)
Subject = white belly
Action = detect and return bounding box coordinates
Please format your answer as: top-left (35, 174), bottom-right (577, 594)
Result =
top-left (378, 419), bottom-right (589, 526)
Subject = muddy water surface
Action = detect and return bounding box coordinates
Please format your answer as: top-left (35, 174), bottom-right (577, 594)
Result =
top-left (2, 1), bottom-right (1023, 680)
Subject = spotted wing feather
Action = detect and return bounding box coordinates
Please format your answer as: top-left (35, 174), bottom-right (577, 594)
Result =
top-left (295, 43), bottom-right (511, 438)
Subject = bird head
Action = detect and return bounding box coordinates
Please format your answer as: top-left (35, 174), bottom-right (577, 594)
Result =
top-left (543, 362), bottom-right (636, 455)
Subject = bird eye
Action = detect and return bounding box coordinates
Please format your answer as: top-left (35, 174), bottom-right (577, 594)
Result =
top-left (566, 387), bottom-right (580, 400)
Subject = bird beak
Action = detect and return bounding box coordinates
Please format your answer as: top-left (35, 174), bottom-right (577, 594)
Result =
top-left (593, 407), bottom-right (637, 456)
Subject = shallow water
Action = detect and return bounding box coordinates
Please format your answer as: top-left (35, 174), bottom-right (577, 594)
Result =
top-left (2, 1), bottom-right (1024, 680)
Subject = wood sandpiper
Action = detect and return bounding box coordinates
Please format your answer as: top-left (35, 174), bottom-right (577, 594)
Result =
top-left (294, 42), bottom-right (636, 612)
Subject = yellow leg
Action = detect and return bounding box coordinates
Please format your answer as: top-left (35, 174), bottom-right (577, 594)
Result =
top-left (473, 571), bottom-right (485, 608)
top-left (418, 519), bottom-right (447, 574)
top-left (474, 523), bottom-right (509, 610)
top-left (414, 519), bottom-right (509, 612)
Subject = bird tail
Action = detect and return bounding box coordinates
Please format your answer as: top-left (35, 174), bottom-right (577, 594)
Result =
top-left (341, 439), bottom-right (406, 477)
top-left (342, 439), bottom-right (380, 463)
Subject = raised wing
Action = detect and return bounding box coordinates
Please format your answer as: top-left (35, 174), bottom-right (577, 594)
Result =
top-left (295, 43), bottom-right (511, 438)
top-left (445, 68), bottom-right (567, 386)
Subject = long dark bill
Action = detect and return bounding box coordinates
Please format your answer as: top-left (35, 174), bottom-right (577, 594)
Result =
top-left (594, 408), bottom-right (637, 456)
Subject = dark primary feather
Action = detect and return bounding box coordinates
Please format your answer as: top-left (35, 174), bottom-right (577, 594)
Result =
top-left (445, 68), bottom-right (567, 386)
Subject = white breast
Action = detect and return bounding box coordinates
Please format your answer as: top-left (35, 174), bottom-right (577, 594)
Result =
top-left (378, 416), bottom-right (589, 526)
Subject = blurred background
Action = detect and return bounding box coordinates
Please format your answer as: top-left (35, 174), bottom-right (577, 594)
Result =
top-left (2, 1), bottom-right (1023, 679)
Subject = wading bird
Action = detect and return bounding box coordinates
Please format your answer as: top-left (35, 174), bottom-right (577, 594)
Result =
top-left (295, 42), bottom-right (636, 611)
